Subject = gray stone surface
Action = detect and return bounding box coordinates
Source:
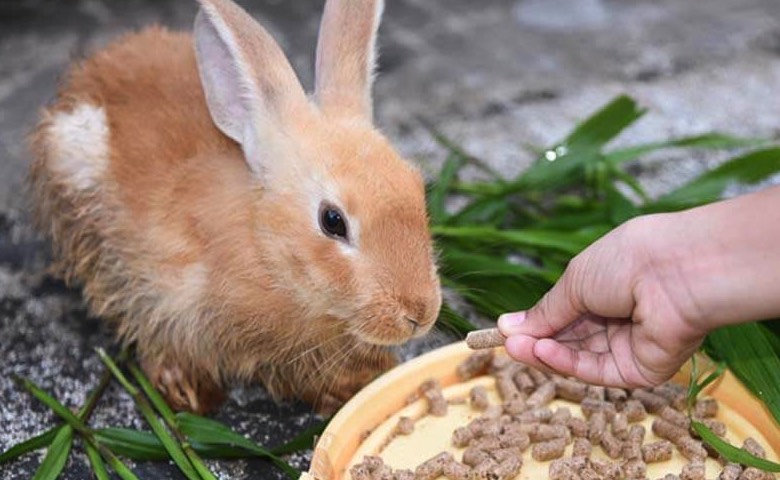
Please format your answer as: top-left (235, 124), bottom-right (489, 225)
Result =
top-left (2, 0), bottom-right (780, 479)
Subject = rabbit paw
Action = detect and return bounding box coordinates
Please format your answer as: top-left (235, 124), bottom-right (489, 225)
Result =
top-left (145, 362), bottom-right (225, 414)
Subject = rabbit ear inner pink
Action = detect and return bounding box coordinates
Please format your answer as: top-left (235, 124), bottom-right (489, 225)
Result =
top-left (194, 0), bottom-right (309, 177)
top-left (314, 0), bottom-right (384, 122)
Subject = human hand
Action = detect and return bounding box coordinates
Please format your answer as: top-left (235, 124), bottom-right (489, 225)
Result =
top-left (497, 214), bottom-right (709, 388)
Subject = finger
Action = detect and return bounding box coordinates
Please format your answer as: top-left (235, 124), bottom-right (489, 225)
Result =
top-left (504, 335), bottom-right (552, 373)
top-left (532, 338), bottom-right (653, 388)
top-left (498, 266), bottom-right (585, 339)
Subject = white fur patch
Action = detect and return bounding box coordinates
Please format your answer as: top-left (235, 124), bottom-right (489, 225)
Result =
top-left (47, 103), bottom-right (109, 190)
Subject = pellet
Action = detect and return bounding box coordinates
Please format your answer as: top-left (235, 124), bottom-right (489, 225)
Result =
top-left (652, 418), bottom-right (689, 443)
top-left (517, 407), bottom-right (552, 423)
top-left (738, 467), bottom-right (774, 480)
top-left (489, 355), bottom-right (513, 373)
top-left (531, 437), bottom-right (567, 461)
top-left (659, 475), bottom-right (680, 480)
top-left (622, 458), bottom-right (647, 479)
top-left (580, 397), bottom-right (617, 419)
top-left (526, 381), bottom-right (556, 408)
top-left (700, 418), bottom-right (726, 437)
top-left (362, 456), bottom-right (384, 472)
top-left (465, 328), bottom-right (505, 350)
top-left (479, 419), bottom-right (502, 438)
top-left (660, 405), bottom-right (691, 429)
top-left (419, 378), bottom-right (441, 393)
top-left (680, 460), bottom-right (706, 480)
top-left (677, 437), bottom-right (707, 461)
top-left (743, 437), bottom-right (767, 458)
top-left (590, 458), bottom-right (622, 480)
top-left (465, 385), bottom-right (489, 412)
top-left (573, 437), bottom-right (592, 457)
top-left (423, 387), bottom-right (448, 416)
top-left (529, 424), bottom-right (570, 443)
top-left (588, 410), bottom-right (607, 444)
top-left (415, 452), bottom-right (453, 480)
top-left (373, 464), bottom-right (394, 480)
top-left (490, 446), bottom-right (522, 463)
top-left (394, 469), bottom-right (415, 480)
top-left (580, 467), bottom-right (601, 480)
top-left (550, 407), bottom-right (572, 425)
top-left (587, 385), bottom-right (606, 400)
top-left (452, 426), bottom-right (474, 448)
top-left (642, 440), bottom-right (674, 463)
top-left (469, 459), bottom-right (499, 479)
top-left (653, 383), bottom-right (685, 401)
top-left (350, 464), bottom-right (372, 480)
top-left (469, 436), bottom-right (501, 451)
top-left (623, 425), bottom-right (646, 460)
top-left (396, 416), bottom-right (415, 435)
top-left (549, 459), bottom-right (578, 480)
top-left (567, 417), bottom-right (589, 437)
top-left (612, 412), bottom-right (628, 440)
top-left (693, 398), bottom-right (718, 419)
top-left (496, 372), bottom-right (522, 402)
top-left (568, 455), bottom-right (589, 472)
top-left (494, 457), bottom-right (523, 479)
top-left (498, 431), bottom-right (530, 450)
top-left (555, 378), bottom-right (588, 402)
top-left (503, 397), bottom-right (527, 415)
top-left (718, 463), bottom-right (742, 480)
top-left (632, 389), bottom-right (669, 413)
top-left (606, 387), bottom-right (628, 405)
top-left (622, 399), bottom-right (648, 422)
top-left (457, 350), bottom-right (495, 380)
top-left (441, 461), bottom-right (470, 480)
top-left (482, 404), bottom-right (504, 420)
top-left (671, 392), bottom-right (688, 411)
top-left (600, 429), bottom-right (623, 459)
top-left (513, 371), bottom-right (536, 394)
top-left (528, 368), bottom-right (549, 385)
top-left (462, 447), bottom-right (492, 467)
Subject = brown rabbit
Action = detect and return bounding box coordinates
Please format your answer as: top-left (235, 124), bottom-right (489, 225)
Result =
top-left (30, 0), bottom-right (442, 414)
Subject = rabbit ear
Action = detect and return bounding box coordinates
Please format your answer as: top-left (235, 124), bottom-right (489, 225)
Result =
top-left (194, 0), bottom-right (308, 176)
top-left (314, 0), bottom-right (384, 121)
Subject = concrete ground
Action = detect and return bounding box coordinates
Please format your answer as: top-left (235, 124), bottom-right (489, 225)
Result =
top-left (1, 0), bottom-right (779, 478)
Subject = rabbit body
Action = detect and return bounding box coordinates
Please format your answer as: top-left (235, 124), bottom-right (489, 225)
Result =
top-left (31, 0), bottom-right (441, 413)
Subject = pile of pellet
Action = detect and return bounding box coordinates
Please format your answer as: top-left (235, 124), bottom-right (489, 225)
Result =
top-left (349, 350), bottom-right (776, 480)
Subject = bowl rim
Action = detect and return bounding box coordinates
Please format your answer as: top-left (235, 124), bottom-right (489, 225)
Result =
top-left (308, 341), bottom-right (780, 479)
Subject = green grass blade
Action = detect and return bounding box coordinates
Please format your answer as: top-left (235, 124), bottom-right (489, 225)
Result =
top-left (692, 421), bottom-right (780, 472)
top-left (435, 302), bottom-right (477, 336)
top-left (176, 413), bottom-right (299, 478)
top-left (127, 363), bottom-right (217, 480)
top-left (418, 119), bottom-right (504, 181)
top-left (0, 426), bottom-right (61, 464)
top-left (651, 147), bottom-right (780, 211)
top-left (427, 153), bottom-right (464, 225)
top-left (432, 225), bottom-right (607, 255)
top-left (31, 425), bottom-right (73, 480)
top-left (271, 420), bottom-right (329, 455)
top-left (85, 441), bottom-right (110, 480)
top-left (96, 349), bottom-right (201, 480)
top-left (94, 428), bottom-right (169, 460)
top-left (704, 323), bottom-right (780, 426)
top-left (605, 133), bottom-right (767, 165)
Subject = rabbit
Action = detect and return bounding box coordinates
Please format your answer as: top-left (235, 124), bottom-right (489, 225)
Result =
top-left (29, 0), bottom-right (442, 414)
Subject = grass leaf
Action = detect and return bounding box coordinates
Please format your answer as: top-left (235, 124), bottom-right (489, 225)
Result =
top-left (85, 441), bottom-right (110, 480)
top-left (692, 421), bottom-right (780, 472)
top-left (652, 147), bottom-right (780, 211)
top-left (271, 420), bottom-right (329, 455)
top-left (427, 153), bottom-right (464, 225)
top-left (436, 302), bottom-right (477, 336)
top-left (176, 413), bottom-right (299, 478)
top-left (432, 225), bottom-right (607, 255)
top-left (605, 133), bottom-right (767, 165)
top-left (0, 426), bottom-right (61, 464)
top-left (704, 323), bottom-right (780, 426)
top-left (31, 425), bottom-right (73, 480)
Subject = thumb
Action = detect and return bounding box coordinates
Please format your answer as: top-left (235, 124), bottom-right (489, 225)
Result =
top-left (498, 262), bottom-right (586, 339)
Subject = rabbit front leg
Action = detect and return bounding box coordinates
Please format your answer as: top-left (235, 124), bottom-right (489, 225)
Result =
top-left (140, 357), bottom-right (225, 414)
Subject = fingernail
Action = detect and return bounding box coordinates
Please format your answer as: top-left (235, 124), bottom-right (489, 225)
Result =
top-left (497, 311), bottom-right (526, 335)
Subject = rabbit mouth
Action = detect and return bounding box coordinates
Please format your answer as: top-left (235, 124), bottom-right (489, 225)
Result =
top-left (349, 317), bottom-right (423, 347)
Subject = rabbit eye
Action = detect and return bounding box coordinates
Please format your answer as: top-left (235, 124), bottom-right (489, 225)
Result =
top-left (319, 204), bottom-right (348, 240)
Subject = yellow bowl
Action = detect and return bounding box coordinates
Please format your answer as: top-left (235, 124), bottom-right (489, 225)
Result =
top-left (306, 342), bottom-right (780, 479)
